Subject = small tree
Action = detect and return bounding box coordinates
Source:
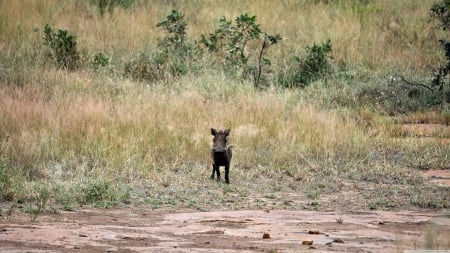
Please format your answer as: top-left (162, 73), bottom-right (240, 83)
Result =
top-left (200, 13), bottom-right (281, 87)
top-left (155, 10), bottom-right (199, 77)
top-left (156, 10), bottom-right (188, 52)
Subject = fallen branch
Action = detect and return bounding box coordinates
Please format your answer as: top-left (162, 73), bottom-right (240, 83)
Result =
top-left (397, 75), bottom-right (434, 92)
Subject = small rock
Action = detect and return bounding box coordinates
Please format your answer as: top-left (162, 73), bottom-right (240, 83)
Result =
top-left (308, 229), bottom-right (320, 234)
top-left (302, 240), bottom-right (313, 245)
top-left (79, 234), bottom-right (88, 237)
top-left (263, 232), bottom-right (271, 239)
top-left (333, 238), bottom-right (344, 243)
top-left (309, 245), bottom-right (317, 249)
top-left (117, 235), bottom-right (131, 240)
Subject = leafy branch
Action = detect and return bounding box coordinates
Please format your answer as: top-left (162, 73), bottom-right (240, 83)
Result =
top-left (200, 13), bottom-right (281, 87)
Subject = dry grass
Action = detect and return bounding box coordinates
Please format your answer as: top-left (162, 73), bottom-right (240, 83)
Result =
top-left (0, 0), bottom-right (449, 211)
top-left (1, 71), bottom-right (449, 210)
top-left (0, 0), bottom-right (443, 71)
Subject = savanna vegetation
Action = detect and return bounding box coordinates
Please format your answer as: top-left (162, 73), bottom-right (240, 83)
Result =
top-left (0, 0), bottom-right (449, 217)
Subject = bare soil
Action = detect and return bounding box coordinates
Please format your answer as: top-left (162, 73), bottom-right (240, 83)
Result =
top-left (1, 206), bottom-right (449, 253)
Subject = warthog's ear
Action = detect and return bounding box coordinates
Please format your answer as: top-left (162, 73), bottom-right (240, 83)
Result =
top-left (224, 129), bottom-right (230, 136)
top-left (211, 128), bottom-right (217, 136)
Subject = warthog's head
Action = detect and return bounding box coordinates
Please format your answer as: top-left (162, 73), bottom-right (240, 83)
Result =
top-left (211, 128), bottom-right (230, 153)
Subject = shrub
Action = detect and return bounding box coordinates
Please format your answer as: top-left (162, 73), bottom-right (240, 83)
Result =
top-left (79, 179), bottom-right (129, 208)
top-left (93, 52), bottom-right (110, 70)
top-left (124, 10), bottom-right (196, 83)
top-left (43, 24), bottom-right (80, 70)
top-left (200, 13), bottom-right (281, 87)
top-left (278, 40), bottom-right (333, 88)
top-left (430, 0), bottom-right (450, 105)
top-left (201, 14), bottom-right (262, 69)
top-left (23, 182), bottom-right (51, 221)
top-left (154, 10), bottom-right (199, 79)
top-left (430, 0), bottom-right (450, 31)
top-left (156, 10), bottom-right (188, 52)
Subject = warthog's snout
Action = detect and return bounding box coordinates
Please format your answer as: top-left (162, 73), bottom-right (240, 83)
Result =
top-left (212, 147), bottom-right (226, 153)
top-left (210, 128), bottom-right (232, 184)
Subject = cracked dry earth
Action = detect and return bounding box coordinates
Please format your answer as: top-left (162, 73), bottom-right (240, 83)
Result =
top-left (1, 207), bottom-right (449, 253)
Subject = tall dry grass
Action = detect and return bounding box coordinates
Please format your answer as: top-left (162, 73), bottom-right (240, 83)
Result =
top-left (2, 70), bottom-right (447, 182)
top-left (0, 0), bottom-right (449, 210)
top-left (0, 0), bottom-right (442, 72)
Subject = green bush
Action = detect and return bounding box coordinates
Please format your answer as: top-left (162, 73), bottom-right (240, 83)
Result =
top-left (200, 13), bottom-right (281, 87)
top-left (200, 13), bottom-right (262, 69)
top-left (125, 10), bottom-right (202, 83)
top-left (430, 0), bottom-right (450, 105)
top-left (156, 10), bottom-right (188, 52)
top-left (93, 52), bottom-right (110, 70)
top-left (156, 10), bottom-right (200, 76)
top-left (278, 40), bottom-right (333, 88)
top-left (43, 24), bottom-right (80, 70)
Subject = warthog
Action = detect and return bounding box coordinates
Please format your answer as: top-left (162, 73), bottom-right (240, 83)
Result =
top-left (210, 128), bottom-right (232, 184)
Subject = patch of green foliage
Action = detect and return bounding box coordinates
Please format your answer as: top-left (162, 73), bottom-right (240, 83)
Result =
top-left (43, 24), bottom-right (80, 70)
top-left (93, 52), bottom-right (110, 69)
top-left (156, 10), bottom-right (188, 52)
top-left (78, 179), bottom-right (130, 208)
top-left (23, 182), bottom-right (51, 221)
top-left (0, 161), bottom-right (13, 201)
top-left (200, 13), bottom-right (282, 87)
top-left (125, 10), bottom-right (199, 82)
top-left (278, 39), bottom-right (334, 88)
top-left (430, 0), bottom-right (450, 104)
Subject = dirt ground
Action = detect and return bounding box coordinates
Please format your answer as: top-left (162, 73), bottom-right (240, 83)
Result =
top-left (1, 206), bottom-right (449, 253)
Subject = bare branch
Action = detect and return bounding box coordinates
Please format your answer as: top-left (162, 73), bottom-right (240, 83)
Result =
top-left (397, 75), bottom-right (434, 92)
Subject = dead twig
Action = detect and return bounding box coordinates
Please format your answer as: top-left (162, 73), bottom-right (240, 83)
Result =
top-left (397, 75), bottom-right (434, 92)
